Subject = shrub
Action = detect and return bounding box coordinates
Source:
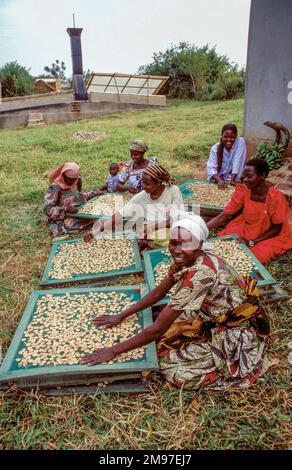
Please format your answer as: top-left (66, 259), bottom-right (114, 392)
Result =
top-left (210, 70), bottom-right (245, 101)
top-left (0, 61), bottom-right (33, 97)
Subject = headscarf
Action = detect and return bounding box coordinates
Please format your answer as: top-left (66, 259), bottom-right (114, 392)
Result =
top-left (129, 139), bottom-right (149, 153)
top-left (143, 163), bottom-right (175, 186)
top-left (48, 162), bottom-right (80, 190)
top-left (171, 213), bottom-right (209, 248)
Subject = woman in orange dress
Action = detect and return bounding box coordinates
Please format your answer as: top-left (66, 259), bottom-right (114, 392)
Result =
top-left (207, 158), bottom-right (292, 264)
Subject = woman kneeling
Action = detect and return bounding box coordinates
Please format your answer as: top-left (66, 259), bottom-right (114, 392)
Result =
top-left (207, 158), bottom-right (292, 263)
top-left (44, 162), bottom-right (103, 236)
top-left (81, 214), bottom-right (274, 390)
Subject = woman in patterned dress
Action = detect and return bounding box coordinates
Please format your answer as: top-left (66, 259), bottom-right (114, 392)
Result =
top-left (117, 140), bottom-right (157, 194)
top-left (44, 162), bottom-right (103, 236)
top-left (81, 214), bottom-right (273, 390)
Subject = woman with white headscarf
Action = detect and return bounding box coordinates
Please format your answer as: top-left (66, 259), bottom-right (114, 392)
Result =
top-left (81, 214), bottom-right (273, 390)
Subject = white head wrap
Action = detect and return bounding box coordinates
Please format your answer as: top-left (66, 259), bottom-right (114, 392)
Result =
top-left (171, 212), bottom-right (209, 247)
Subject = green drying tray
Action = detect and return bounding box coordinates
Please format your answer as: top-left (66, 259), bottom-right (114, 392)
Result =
top-left (208, 234), bottom-right (277, 287)
top-left (68, 193), bottom-right (132, 220)
top-left (39, 380), bottom-right (151, 396)
top-left (179, 179), bottom-right (232, 211)
top-left (40, 234), bottom-right (143, 287)
top-left (0, 284), bottom-right (158, 390)
top-left (143, 248), bottom-right (172, 307)
top-left (143, 234), bottom-right (277, 307)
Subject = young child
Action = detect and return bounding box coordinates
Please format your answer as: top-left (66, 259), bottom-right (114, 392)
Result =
top-left (99, 163), bottom-right (121, 193)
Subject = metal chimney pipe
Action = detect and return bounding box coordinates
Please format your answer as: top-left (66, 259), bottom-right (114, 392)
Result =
top-left (67, 27), bottom-right (88, 101)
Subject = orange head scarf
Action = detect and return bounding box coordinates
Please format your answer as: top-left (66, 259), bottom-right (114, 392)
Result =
top-left (49, 162), bottom-right (80, 190)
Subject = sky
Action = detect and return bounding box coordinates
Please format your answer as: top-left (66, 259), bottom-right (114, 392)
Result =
top-left (0, 0), bottom-right (251, 77)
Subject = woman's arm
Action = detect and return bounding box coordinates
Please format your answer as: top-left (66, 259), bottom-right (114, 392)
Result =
top-left (117, 181), bottom-right (138, 194)
top-left (81, 303), bottom-right (182, 365)
top-left (92, 272), bottom-right (177, 328)
top-left (230, 174), bottom-right (238, 186)
top-left (116, 181), bottom-right (129, 192)
top-left (84, 190), bottom-right (106, 201)
top-left (207, 145), bottom-right (225, 188)
top-left (145, 218), bottom-right (171, 238)
top-left (207, 211), bottom-right (232, 231)
top-left (98, 212), bottom-right (123, 233)
top-left (207, 185), bottom-right (245, 231)
top-left (211, 174), bottom-right (225, 189)
top-left (98, 183), bottom-right (108, 191)
top-left (253, 223), bottom-right (283, 245)
top-left (84, 212), bottom-right (123, 242)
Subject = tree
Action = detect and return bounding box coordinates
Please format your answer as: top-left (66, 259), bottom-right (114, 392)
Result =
top-left (210, 67), bottom-right (245, 101)
top-left (83, 69), bottom-right (93, 84)
top-left (178, 43), bottom-right (210, 99)
top-left (138, 42), bottom-right (244, 100)
top-left (44, 60), bottom-right (66, 80)
top-left (0, 61), bottom-right (33, 97)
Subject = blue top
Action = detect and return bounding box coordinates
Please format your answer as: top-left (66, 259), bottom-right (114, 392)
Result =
top-left (106, 174), bottom-right (120, 193)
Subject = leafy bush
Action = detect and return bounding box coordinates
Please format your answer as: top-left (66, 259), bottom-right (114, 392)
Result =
top-left (210, 70), bottom-right (245, 101)
top-left (138, 42), bottom-right (245, 101)
top-left (0, 61), bottom-right (33, 97)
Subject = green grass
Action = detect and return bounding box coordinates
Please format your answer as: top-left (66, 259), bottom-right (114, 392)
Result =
top-left (0, 98), bottom-right (291, 450)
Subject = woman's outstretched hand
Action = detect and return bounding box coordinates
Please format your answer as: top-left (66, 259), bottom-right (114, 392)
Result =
top-left (92, 314), bottom-right (122, 328)
top-left (80, 348), bottom-right (117, 365)
top-left (84, 231), bottom-right (94, 243)
top-left (217, 179), bottom-right (225, 190)
top-left (236, 237), bottom-right (249, 246)
top-left (87, 191), bottom-right (106, 201)
top-left (64, 200), bottom-right (78, 213)
top-left (129, 187), bottom-right (139, 194)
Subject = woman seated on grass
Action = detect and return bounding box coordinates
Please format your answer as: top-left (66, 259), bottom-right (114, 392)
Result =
top-left (207, 123), bottom-right (246, 189)
top-left (207, 158), bottom-right (292, 264)
top-left (44, 162), bottom-right (104, 236)
top-left (117, 139), bottom-right (157, 194)
top-left (81, 214), bottom-right (274, 390)
top-left (85, 164), bottom-right (184, 252)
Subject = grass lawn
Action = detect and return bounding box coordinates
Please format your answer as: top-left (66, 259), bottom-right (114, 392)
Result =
top-left (0, 99), bottom-right (291, 450)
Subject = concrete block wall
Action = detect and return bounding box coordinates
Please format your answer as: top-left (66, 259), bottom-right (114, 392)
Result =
top-left (0, 91), bottom-right (74, 112)
top-left (0, 100), bottom-right (166, 130)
